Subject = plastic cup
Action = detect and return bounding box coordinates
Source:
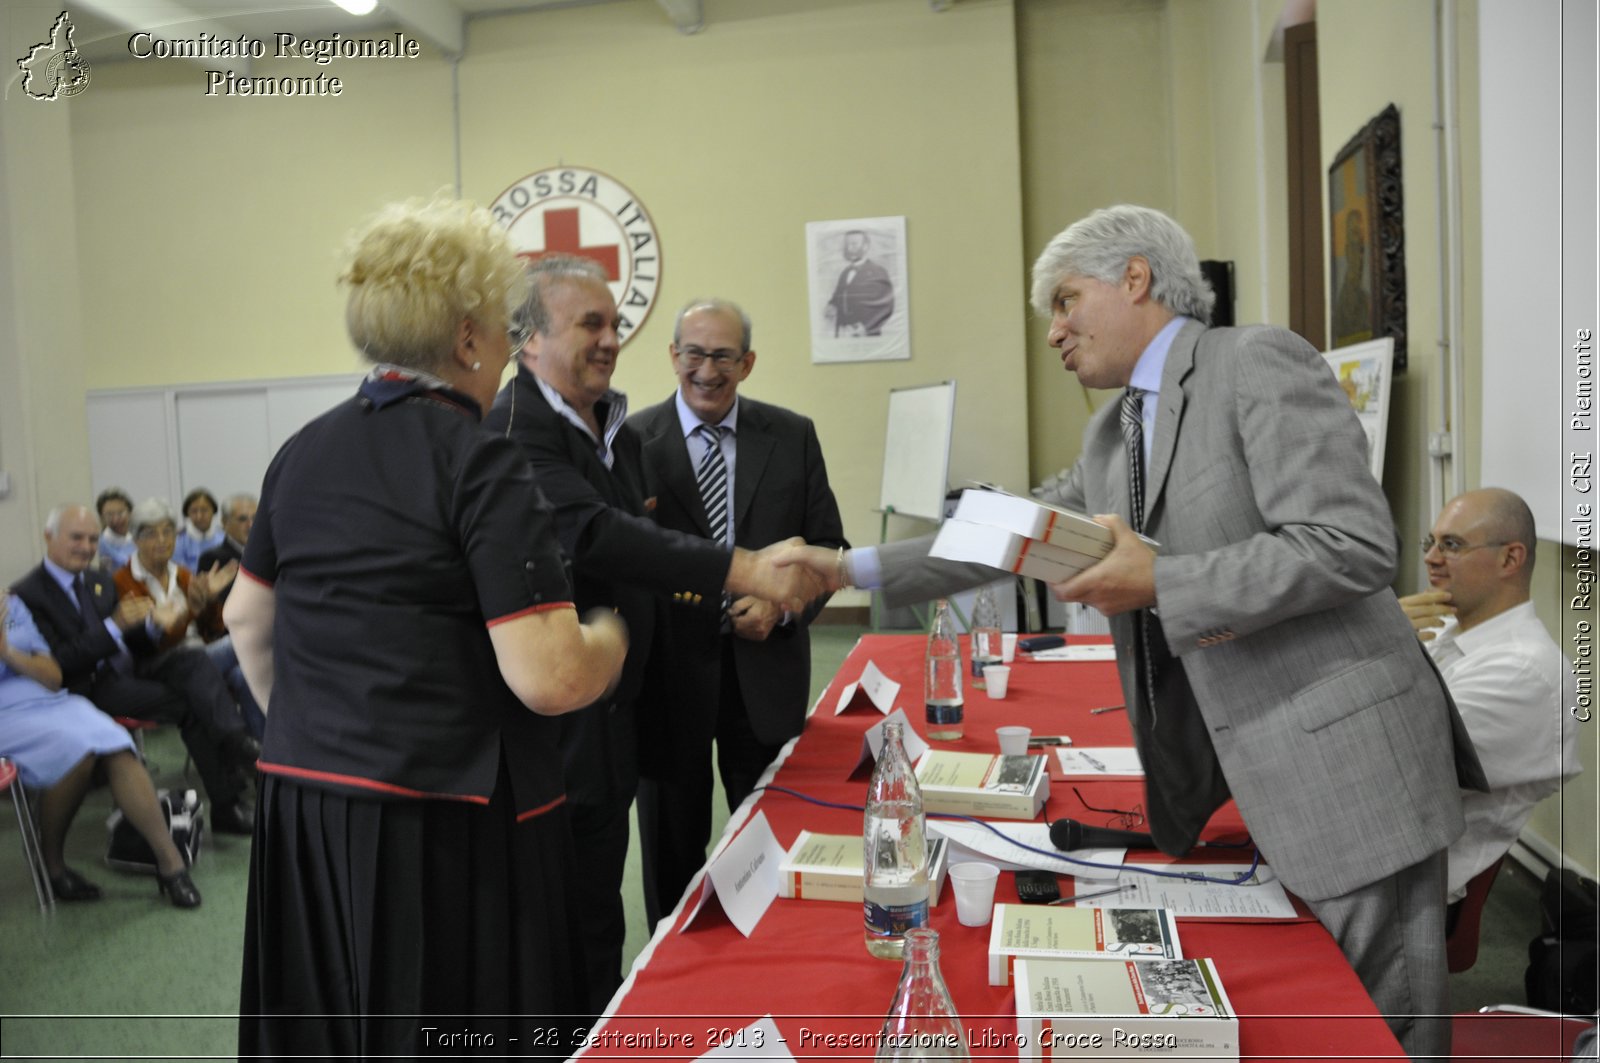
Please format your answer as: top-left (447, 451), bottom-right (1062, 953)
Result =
top-left (985, 665), bottom-right (1012, 699)
top-left (1001, 633), bottom-right (1018, 663)
top-left (948, 863), bottom-right (1001, 926)
top-left (996, 724), bottom-right (1030, 755)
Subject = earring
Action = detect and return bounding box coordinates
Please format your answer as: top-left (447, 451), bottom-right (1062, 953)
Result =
top-left (471, 361), bottom-right (482, 371)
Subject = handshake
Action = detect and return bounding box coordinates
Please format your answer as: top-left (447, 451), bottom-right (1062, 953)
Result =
top-left (722, 540), bottom-right (855, 640)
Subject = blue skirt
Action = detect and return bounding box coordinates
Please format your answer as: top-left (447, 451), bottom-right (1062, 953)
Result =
top-left (0, 683), bottom-right (134, 788)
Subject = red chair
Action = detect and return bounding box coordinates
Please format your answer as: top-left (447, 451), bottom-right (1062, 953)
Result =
top-left (113, 716), bottom-right (164, 774)
top-left (0, 756), bottom-right (53, 912)
top-left (1447, 856), bottom-right (1505, 973)
top-left (1452, 1005), bottom-right (1595, 1062)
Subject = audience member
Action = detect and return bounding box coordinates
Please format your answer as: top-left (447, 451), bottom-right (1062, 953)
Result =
top-left (2, 592), bottom-right (201, 908)
top-left (11, 504), bottom-right (258, 833)
top-left (175, 488), bottom-right (223, 571)
top-left (195, 493), bottom-right (263, 736)
top-left (95, 487), bottom-right (135, 570)
top-left (482, 254), bottom-right (824, 1012)
top-left (628, 297), bottom-right (847, 928)
top-left (1398, 488), bottom-right (1582, 908)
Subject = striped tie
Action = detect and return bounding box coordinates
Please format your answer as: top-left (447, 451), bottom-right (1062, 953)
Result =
top-left (1120, 387), bottom-right (1158, 725)
top-left (694, 423), bottom-right (730, 545)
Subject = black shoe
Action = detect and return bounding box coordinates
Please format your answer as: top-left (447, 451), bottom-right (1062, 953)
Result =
top-left (156, 867), bottom-right (202, 909)
top-left (222, 732), bottom-right (262, 772)
top-left (49, 867), bottom-right (103, 902)
top-left (212, 801), bottom-right (255, 835)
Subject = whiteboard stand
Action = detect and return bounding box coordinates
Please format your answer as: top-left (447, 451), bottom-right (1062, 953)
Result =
top-left (873, 382), bottom-right (957, 632)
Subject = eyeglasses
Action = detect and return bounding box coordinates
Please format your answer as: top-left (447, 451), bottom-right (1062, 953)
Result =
top-left (1420, 535), bottom-right (1510, 557)
top-left (676, 346), bottom-right (744, 370)
top-left (136, 525), bottom-right (176, 541)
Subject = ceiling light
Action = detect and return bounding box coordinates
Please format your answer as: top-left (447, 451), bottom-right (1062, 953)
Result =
top-left (329, 0), bottom-right (378, 14)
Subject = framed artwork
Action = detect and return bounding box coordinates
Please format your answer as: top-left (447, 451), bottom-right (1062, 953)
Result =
top-left (1324, 336), bottom-right (1395, 482)
top-left (1328, 103), bottom-right (1408, 372)
top-left (806, 215), bottom-right (910, 364)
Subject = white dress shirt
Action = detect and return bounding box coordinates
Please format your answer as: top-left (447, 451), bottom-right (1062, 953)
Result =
top-left (1426, 601), bottom-right (1582, 900)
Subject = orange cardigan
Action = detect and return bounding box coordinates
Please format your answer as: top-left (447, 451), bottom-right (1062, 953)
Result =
top-left (113, 563), bottom-right (196, 654)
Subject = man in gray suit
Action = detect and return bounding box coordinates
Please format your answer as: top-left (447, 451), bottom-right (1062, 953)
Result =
top-left (798, 206), bottom-right (1485, 1060)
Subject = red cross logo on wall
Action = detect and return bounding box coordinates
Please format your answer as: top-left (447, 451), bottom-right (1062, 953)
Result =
top-left (519, 207), bottom-right (620, 281)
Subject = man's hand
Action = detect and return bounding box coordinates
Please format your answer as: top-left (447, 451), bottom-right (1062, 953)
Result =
top-left (195, 560), bottom-right (239, 603)
top-left (728, 538), bottom-right (829, 613)
top-left (770, 543), bottom-right (848, 593)
top-left (1397, 590), bottom-right (1455, 641)
top-left (1049, 514), bottom-right (1156, 617)
top-left (112, 596), bottom-right (154, 632)
top-left (729, 596), bottom-right (782, 641)
top-left (151, 597), bottom-right (189, 635)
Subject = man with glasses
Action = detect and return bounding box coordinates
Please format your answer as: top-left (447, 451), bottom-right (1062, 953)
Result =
top-left (628, 297), bottom-right (847, 929)
top-left (1400, 488), bottom-right (1582, 909)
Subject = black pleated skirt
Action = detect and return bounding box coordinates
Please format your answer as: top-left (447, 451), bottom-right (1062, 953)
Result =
top-left (238, 764), bottom-right (588, 1060)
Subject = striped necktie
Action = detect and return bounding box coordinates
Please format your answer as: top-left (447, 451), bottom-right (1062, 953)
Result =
top-left (1120, 387), bottom-right (1158, 724)
top-left (694, 423), bottom-right (730, 545)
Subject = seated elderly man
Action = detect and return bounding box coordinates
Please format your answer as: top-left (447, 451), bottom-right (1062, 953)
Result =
top-left (194, 493), bottom-right (263, 737)
top-left (11, 503), bottom-right (258, 834)
top-left (1, 593), bottom-right (201, 907)
top-left (1399, 487), bottom-right (1582, 910)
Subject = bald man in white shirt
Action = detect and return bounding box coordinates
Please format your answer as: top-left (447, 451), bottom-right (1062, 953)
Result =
top-left (1400, 488), bottom-right (1582, 907)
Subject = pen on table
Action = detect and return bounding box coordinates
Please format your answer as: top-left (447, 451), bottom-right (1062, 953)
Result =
top-left (1089, 704), bottom-right (1126, 715)
top-left (1027, 735), bottom-right (1074, 747)
top-left (1051, 882), bottom-right (1133, 905)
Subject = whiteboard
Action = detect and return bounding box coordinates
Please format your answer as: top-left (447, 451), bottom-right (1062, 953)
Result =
top-left (88, 375), bottom-right (362, 509)
top-left (879, 381), bottom-right (955, 522)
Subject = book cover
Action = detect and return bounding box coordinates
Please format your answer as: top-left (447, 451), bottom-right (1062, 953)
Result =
top-left (930, 519), bottom-right (1105, 584)
top-left (778, 831), bottom-right (949, 906)
top-left (953, 489), bottom-right (1115, 558)
top-left (914, 750), bottom-right (1049, 820)
top-left (1013, 956), bottom-right (1238, 1060)
top-left (987, 904), bottom-right (1184, 986)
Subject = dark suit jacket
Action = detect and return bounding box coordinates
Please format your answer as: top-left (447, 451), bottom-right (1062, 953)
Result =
top-left (196, 538), bottom-right (243, 641)
top-left (11, 563), bottom-right (156, 694)
top-left (828, 259), bottom-right (894, 336)
top-left (629, 395), bottom-right (848, 753)
top-left (483, 364), bottom-right (731, 807)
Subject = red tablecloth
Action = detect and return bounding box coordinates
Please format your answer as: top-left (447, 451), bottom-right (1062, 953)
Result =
top-left (584, 635), bottom-right (1405, 1061)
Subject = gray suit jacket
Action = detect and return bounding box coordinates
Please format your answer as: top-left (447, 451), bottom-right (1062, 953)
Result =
top-left (881, 321), bottom-right (1485, 902)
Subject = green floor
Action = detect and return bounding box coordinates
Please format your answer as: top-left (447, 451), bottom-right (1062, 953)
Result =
top-left (0, 624), bottom-right (1550, 1059)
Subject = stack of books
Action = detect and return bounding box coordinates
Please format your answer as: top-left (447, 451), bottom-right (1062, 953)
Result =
top-left (913, 750), bottom-right (1049, 820)
top-left (987, 904), bottom-right (1184, 986)
top-left (777, 832), bottom-right (951, 906)
top-left (929, 489), bottom-right (1119, 583)
top-left (1013, 955), bottom-right (1238, 1060)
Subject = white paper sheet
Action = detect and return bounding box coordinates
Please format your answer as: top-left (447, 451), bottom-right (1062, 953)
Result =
top-left (927, 820), bottom-right (1124, 880)
top-left (1072, 865), bottom-right (1297, 918)
top-left (1028, 644), bottom-right (1117, 661)
top-left (1056, 746), bottom-right (1145, 777)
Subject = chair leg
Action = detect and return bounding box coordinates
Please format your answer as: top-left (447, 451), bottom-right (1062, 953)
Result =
top-left (8, 780), bottom-right (55, 913)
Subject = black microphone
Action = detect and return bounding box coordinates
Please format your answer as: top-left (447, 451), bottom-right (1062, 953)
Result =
top-left (1049, 817), bottom-right (1159, 851)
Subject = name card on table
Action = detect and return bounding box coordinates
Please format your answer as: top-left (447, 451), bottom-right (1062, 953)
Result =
top-left (849, 707), bottom-right (930, 777)
top-left (833, 660), bottom-right (900, 716)
top-left (694, 1015), bottom-right (796, 1060)
top-left (680, 810), bottom-right (785, 937)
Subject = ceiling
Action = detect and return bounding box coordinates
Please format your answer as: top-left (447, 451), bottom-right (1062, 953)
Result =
top-left (68, 0), bottom-right (706, 67)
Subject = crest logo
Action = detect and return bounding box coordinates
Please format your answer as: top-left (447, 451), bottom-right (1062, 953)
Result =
top-left (490, 167), bottom-right (661, 348)
top-left (17, 12), bottom-right (91, 100)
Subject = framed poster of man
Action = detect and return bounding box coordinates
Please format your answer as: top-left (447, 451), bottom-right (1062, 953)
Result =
top-left (806, 216), bottom-right (910, 364)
